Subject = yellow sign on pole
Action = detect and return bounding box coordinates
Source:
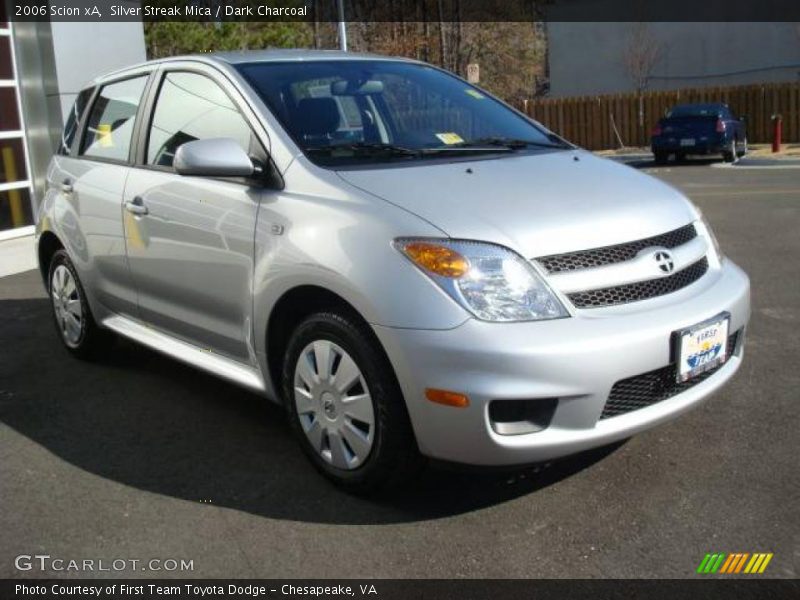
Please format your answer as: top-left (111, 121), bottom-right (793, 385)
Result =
top-left (2, 146), bottom-right (26, 227)
top-left (467, 63), bottom-right (480, 84)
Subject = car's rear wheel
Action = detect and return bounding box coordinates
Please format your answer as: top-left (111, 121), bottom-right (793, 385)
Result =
top-left (723, 139), bottom-right (737, 163)
top-left (653, 150), bottom-right (669, 165)
top-left (736, 136), bottom-right (748, 158)
top-left (282, 311), bottom-right (422, 493)
top-left (48, 249), bottom-right (110, 358)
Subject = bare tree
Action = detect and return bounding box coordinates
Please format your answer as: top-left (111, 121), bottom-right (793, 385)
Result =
top-left (623, 23), bottom-right (664, 94)
top-left (623, 23), bottom-right (664, 139)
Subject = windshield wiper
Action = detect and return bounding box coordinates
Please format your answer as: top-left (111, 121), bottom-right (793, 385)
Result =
top-left (305, 137), bottom-right (570, 160)
top-left (460, 136), bottom-right (571, 150)
top-left (308, 142), bottom-right (514, 159)
top-left (306, 143), bottom-right (420, 158)
top-left (419, 143), bottom-right (514, 155)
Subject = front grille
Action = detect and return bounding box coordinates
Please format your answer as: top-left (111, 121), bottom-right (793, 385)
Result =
top-left (600, 330), bottom-right (741, 420)
top-left (537, 224), bottom-right (697, 274)
top-left (568, 258), bottom-right (708, 308)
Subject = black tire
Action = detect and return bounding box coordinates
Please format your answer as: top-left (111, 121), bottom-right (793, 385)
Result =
top-left (653, 151), bottom-right (669, 165)
top-left (736, 136), bottom-right (748, 158)
top-left (48, 249), bottom-right (111, 359)
top-left (675, 152), bottom-right (688, 163)
top-left (282, 311), bottom-right (423, 493)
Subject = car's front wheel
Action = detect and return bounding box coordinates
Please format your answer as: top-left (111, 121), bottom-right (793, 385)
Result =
top-left (282, 311), bottom-right (422, 493)
top-left (48, 249), bottom-right (110, 358)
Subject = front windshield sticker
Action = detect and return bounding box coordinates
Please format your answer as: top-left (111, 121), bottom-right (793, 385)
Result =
top-left (465, 89), bottom-right (485, 99)
top-left (435, 132), bottom-right (465, 145)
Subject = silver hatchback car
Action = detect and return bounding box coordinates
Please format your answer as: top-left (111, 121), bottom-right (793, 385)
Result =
top-left (37, 50), bottom-right (750, 491)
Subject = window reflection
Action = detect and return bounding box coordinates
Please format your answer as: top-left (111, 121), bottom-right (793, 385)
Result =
top-left (147, 72), bottom-right (251, 168)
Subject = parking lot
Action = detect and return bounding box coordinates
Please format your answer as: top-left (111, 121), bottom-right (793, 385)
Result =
top-left (0, 160), bottom-right (797, 579)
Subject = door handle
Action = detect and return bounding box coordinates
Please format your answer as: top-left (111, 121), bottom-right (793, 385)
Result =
top-left (60, 179), bottom-right (73, 194)
top-left (125, 196), bottom-right (148, 216)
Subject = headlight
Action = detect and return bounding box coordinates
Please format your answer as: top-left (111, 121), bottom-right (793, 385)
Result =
top-left (395, 238), bottom-right (569, 322)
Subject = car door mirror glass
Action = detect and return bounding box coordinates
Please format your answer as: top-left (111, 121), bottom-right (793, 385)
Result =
top-left (174, 138), bottom-right (255, 178)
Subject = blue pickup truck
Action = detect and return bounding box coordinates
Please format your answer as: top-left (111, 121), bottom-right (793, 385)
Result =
top-left (651, 103), bottom-right (747, 165)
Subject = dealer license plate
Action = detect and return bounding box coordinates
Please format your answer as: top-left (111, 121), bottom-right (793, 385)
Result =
top-left (680, 138), bottom-right (696, 147)
top-left (676, 314), bottom-right (730, 382)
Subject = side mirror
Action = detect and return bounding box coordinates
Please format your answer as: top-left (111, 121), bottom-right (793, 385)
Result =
top-left (174, 138), bottom-right (255, 178)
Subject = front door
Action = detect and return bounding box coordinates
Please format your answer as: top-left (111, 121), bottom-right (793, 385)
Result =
top-left (122, 68), bottom-right (265, 364)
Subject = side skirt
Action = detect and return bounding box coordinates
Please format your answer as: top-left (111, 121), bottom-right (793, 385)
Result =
top-left (102, 315), bottom-right (267, 394)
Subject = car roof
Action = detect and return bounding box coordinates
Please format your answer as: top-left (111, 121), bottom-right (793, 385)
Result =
top-left (92, 49), bottom-right (417, 84)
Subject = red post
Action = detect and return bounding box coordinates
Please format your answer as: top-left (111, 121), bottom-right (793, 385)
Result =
top-left (772, 114), bottom-right (782, 153)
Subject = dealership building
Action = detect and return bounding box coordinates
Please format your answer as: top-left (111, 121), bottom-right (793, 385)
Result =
top-left (0, 7), bottom-right (145, 275)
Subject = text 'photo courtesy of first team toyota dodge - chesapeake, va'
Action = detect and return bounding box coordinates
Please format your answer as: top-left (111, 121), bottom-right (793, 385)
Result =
top-left (36, 50), bottom-right (750, 492)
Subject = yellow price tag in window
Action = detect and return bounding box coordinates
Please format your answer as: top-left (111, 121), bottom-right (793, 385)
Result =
top-left (97, 123), bottom-right (113, 147)
top-left (435, 132), bottom-right (464, 145)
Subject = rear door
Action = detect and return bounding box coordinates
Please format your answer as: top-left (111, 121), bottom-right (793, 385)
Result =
top-left (56, 74), bottom-right (150, 317)
top-left (121, 65), bottom-right (266, 364)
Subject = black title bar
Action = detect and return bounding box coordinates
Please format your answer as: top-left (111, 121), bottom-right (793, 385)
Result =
top-left (3, 0), bottom-right (800, 23)
top-left (3, 579), bottom-right (800, 600)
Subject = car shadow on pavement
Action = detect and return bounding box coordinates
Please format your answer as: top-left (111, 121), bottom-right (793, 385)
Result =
top-left (0, 296), bottom-right (623, 525)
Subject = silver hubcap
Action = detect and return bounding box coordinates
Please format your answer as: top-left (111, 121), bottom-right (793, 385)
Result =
top-left (51, 265), bottom-right (83, 347)
top-left (294, 340), bottom-right (375, 470)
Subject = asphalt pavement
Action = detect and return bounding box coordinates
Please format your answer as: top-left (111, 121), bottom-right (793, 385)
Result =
top-left (0, 161), bottom-right (798, 579)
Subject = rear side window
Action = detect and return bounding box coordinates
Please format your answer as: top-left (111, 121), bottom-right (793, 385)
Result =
top-left (80, 76), bottom-right (148, 162)
top-left (146, 71), bottom-right (253, 168)
top-left (58, 87), bottom-right (94, 156)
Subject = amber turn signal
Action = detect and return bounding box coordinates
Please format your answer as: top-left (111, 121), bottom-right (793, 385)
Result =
top-left (401, 242), bottom-right (470, 278)
top-left (425, 388), bottom-right (470, 408)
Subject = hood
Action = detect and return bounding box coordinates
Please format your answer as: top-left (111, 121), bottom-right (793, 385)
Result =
top-left (337, 150), bottom-right (698, 259)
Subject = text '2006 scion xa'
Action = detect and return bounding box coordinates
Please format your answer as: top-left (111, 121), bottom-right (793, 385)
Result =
top-left (37, 50), bottom-right (750, 492)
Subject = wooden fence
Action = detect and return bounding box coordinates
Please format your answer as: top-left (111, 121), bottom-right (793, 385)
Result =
top-left (520, 82), bottom-right (800, 150)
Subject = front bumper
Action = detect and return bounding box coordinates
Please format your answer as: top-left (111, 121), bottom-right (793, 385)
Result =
top-left (374, 259), bottom-right (750, 466)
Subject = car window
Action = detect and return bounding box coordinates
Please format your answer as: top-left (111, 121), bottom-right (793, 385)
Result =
top-left (291, 80), bottom-right (365, 142)
top-left (147, 71), bottom-right (252, 168)
top-left (58, 87), bottom-right (94, 156)
top-left (237, 60), bottom-right (558, 166)
top-left (80, 76), bottom-right (148, 161)
top-left (667, 105), bottom-right (721, 119)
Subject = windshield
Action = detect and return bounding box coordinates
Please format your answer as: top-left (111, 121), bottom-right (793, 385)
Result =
top-left (236, 60), bottom-right (566, 166)
top-left (667, 105), bottom-right (722, 118)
